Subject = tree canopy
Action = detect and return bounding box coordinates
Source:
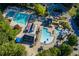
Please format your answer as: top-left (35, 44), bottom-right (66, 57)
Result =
top-left (0, 43), bottom-right (26, 56)
top-left (0, 22), bottom-right (26, 55)
top-left (68, 34), bottom-right (78, 46)
top-left (34, 4), bottom-right (46, 16)
top-left (60, 43), bottom-right (73, 56)
top-left (0, 11), bottom-right (26, 56)
top-left (37, 47), bottom-right (60, 56)
top-left (0, 31), bottom-right (10, 45)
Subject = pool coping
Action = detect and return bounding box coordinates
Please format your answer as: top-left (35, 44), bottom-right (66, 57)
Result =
top-left (39, 27), bottom-right (54, 45)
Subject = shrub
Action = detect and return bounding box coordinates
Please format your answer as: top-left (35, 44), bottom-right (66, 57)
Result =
top-left (60, 43), bottom-right (73, 56)
top-left (68, 34), bottom-right (78, 46)
top-left (37, 47), bottom-right (60, 56)
top-left (0, 43), bottom-right (26, 56)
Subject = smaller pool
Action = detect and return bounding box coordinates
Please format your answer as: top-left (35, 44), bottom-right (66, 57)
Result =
top-left (6, 10), bottom-right (16, 17)
top-left (55, 27), bottom-right (62, 36)
top-left (14, 13), bottom-right (29, 25)
top-left (40, 28), bottom-right (53, 44)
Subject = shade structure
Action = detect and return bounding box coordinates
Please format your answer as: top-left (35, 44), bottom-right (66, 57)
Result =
top-left (16, 37), bottom-right (22, 43)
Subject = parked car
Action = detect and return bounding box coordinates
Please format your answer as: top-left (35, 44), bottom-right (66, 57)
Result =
top-left (38, 46), bottom-right (43, 52)
top-left (73, 48), bottom-right (78, 51)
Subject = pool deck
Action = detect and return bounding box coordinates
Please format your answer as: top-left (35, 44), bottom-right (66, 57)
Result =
top-left (3, 6), bottom-right (71, 56)
top-left (5, 14), bottom-right (58, 55)
top-left (19, 20), bottom-right (57, 56)
top-left (24, 28), bottom-right (57, 56)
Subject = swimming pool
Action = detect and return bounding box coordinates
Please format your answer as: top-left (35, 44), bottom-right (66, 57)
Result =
top-left (13, 13), bottom-right (30, 25)
top-left (40, 28), bottom-right (53, 44)
top-left (55, 27), bottom-right (62, 36)
top-left (6, 10), bottom-right (16, 17)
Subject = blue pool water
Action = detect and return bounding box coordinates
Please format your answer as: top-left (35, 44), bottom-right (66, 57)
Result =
top-left (40, 28), bottom-right (53, 44)
top-left (13, 13), bottom-right (29, 25)
top-left (55, 27), bottom-right (62, 36)
top-left (6, 10), bottom-right (16, 17)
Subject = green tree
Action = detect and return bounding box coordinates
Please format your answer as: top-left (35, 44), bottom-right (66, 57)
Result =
top-left (68, 34), bottom-right (78, 46)
top-left (49, 47), bottom-right (60, 56)
top-left (0, 20), bottom-right (20, 45)
top-left (38, 50), bottom-right (51, 56)
top-left (37, 47), bottom-right (60, 56)
top-left (0, 24), bottom-right (26, 56)
top-left (0, 20), bottom-right (20, 39)
top-left (62, 22), bottom-right (71, 30)
top-left (18, 3), bottom-right (34, 9)
top-left (0, 43), bottom-right (26, 56)
top-left (34, 4), bottom-right (46, 16)
top-left (0, 31), bottom-right (9, 45)
top-left (60, 43), bottom-right (73, 56)
top-left (0, 15), bottom-right (25, 56)
top-left (0, 10), bottom-right (4, 21)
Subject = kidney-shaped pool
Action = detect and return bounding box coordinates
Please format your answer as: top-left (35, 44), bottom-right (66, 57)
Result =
top-left (40, 28), bottom-right (54, 44)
